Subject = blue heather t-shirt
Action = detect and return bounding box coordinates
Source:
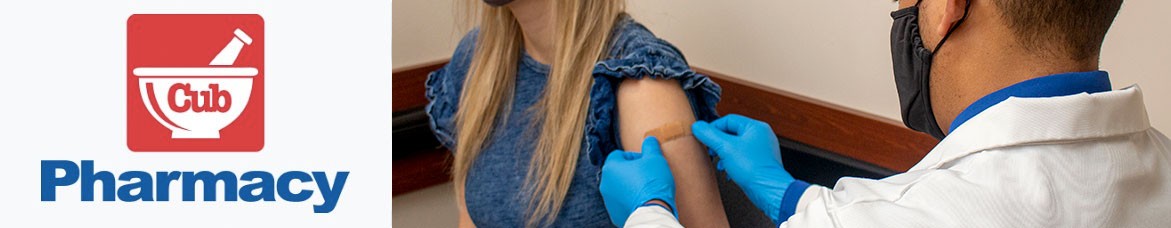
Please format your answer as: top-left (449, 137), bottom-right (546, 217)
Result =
top-left (425, 15), bottom-right (721, 227)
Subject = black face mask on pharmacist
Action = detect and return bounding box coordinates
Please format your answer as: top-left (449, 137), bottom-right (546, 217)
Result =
top-left (483, 0), bottom-right (515, 7)
top-left (888, 1), bottom-right (970, 139)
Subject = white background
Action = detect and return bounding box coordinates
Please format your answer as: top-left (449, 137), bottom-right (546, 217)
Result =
top-left (0, 0), bottom-right (392, 226)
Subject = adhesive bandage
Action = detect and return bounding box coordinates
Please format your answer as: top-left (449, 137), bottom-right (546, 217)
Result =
top-left (643, 121), bottom-right (692, 143)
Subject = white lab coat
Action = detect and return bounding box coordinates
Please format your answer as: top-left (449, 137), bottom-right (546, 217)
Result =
top-left (625, 86), bottom-right (1171, 228)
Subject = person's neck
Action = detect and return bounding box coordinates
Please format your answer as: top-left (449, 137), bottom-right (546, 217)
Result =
top-left (507, 0), bottom-right (554, 65)
top-left (932, 39), bottom-right (1098, 134)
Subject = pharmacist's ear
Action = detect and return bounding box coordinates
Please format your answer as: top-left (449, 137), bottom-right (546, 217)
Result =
top-left (935, 0), bottom-right (968, 38)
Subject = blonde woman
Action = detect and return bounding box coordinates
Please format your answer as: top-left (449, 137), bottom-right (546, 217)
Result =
top-left (426, 0), bottom-right (727, 226)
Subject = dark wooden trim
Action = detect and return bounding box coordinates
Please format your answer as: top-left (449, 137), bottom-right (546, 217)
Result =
top-left (393, 148), bottom-right (452, 196)
top-left (393, 60), bottom-right (452, 196)
top-left (391, 60), bottom-right (938, 195)
top-left (393, 59), bottom-right (447, 113)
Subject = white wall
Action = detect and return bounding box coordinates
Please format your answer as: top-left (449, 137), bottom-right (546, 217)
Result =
top-left (392, 0), bottom-right (1171, 225)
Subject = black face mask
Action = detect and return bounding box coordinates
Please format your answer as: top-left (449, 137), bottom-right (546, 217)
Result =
top-left (889, 1), bottom-right (970, 139)
top-left (483, 0), bottom-right (515, 7)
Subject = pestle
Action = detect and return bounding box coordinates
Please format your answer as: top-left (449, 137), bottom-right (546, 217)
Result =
top-left (209, 28), bottom-right (253, 66)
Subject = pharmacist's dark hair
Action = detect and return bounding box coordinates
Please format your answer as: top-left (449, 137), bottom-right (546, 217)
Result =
top-left (994, 0), bottom-right (1124, 61)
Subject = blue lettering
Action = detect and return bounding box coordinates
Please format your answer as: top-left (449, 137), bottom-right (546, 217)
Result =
top-left (38, 160), bottom-right (347, 213)
top-left (81, 160), bottom-right (115, 201)
top-left (313, 171), bottom-right (348, 213)
top-left (240, 171), bottom-right (275, 202)
top-left (277, 171), bottom-right (313, 202)
top-left (182, 171), bottom-right (238, 201)
top-left (117, 171), bottom-right (154, 201)
top-left (40, 160), bottom-right (79, 201)
top-left (156, 171), bottom-right (181, 201)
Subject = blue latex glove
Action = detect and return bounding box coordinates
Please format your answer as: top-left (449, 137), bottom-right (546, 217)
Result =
top-left (692, 114), bottom-right (795, 223)
top-left (599, 137), bottom-right (677, 227)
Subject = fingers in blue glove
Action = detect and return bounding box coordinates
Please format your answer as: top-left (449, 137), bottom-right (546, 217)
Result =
top-left (599, 136), bottom-right (678, 227)
top-left (693, 115), bottom-right (777, 157)
top-left (694, 115), bottom-right (795, 223)
top-left (639, 137), bottom-right (663, 157)
top-left (606, 147), bottom-right (632, 163)
top-left (692, 121), bottom-right (735, 157)
top-left (609, 137), bottom-right (664, 161)
top-left (709, 114), bottom-right (769, 136)
top-left (692, 121), bottom-right (725, 145)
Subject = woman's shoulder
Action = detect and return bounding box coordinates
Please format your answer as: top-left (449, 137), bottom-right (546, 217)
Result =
top-left (426, 29), bottom-right (480, 94)
top-left (424, 29), bottom-right (480, 149)
top-left (446, 29), bottom-right (481, 82)
top-left (596, 15), bottom-right (692, 80)
top-left (603, 15), bottom-right (687, 66)
top-left (430, 28), bottom-right (480, 89)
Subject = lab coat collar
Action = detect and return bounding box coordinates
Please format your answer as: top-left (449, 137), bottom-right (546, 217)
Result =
top-left (909, 85), bottom-right (1152, 171)
top-left (948, 71), bottom-right (1112, 132)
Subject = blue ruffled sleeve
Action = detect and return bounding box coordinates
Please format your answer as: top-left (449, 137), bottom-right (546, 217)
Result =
top-left (425, 29), bottom-right (479, 150)
top-left (585, 17), bottom-right (722, 166)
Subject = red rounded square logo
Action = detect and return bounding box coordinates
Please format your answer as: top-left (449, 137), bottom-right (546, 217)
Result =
top-left (127, 14), bottom-right (264, 152)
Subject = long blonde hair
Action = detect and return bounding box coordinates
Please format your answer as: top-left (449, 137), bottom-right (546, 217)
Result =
top-left (452, 0), bottom-right (625, 226)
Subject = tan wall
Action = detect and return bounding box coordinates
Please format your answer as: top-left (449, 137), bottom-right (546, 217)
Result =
top-left (392, 1), bottom-right (1171, 225)
top-left (393, 183), bottom-right (459, 227)
top-left (392, 0), bottom-right (459, 69)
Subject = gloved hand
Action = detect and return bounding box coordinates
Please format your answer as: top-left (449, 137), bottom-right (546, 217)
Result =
top-left (692, 114), bottom-right (795, 223)
top-left (599, 137), bottom-right (677, 227)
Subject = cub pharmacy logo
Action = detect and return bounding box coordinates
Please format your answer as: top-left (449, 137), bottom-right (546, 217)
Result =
top-left (38, 14), bottom-right (348, 213)
top-left (127, 14), bottom-right (264, 152)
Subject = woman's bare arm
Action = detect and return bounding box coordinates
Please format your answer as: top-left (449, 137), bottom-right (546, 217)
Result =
top-left (616, 78), bottom-right (729, 227)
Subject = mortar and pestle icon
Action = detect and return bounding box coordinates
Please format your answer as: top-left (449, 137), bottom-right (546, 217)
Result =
top-left (133, 28), bottom-right (257, 139)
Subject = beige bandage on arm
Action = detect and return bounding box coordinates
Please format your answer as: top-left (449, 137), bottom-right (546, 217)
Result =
top-left (643, 121), bottom-right (692, 144)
